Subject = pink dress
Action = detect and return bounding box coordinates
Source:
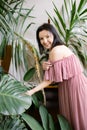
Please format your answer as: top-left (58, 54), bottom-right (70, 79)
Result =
top-left (44, 54), bottom-right (87, 130)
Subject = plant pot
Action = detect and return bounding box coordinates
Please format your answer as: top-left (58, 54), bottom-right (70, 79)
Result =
top-left (1, 45), bottom-right (12, 72)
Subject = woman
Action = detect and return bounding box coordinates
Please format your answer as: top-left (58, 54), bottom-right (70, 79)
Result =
top-left (26, 23), bottom-right (87, 130)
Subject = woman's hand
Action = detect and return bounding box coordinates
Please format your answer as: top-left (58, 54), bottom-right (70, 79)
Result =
top-left (42, 61), bottom-right (52, 70)
top-left (25, 80), bottom-right (52, 96)
top-left (26, 89), bottom-right (34, 96)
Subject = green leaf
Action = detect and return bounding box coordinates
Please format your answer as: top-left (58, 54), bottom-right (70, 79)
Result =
top-left (70, 1), bottom-right (76, 29)
top-left (53, 2), bottom-right (66, 31)
top-left (77, 0), bottom-right (87, 13)
top-left (53, 17), bottom-right (65, 39)
top-left (39, 105), bottom-right (49, 130)
top-left (79, 8), bottom-right (87, 16)
top-left (22, 113), bottom-right (43, 130)
top-left (32, 94), bottom-right (39, 108)
top-left (0, 74), bottom-right (32, 115)
top-left (0, 35), bottom-right (9, 60)
top-left (23, 67), bottom-right (36, 81)
top-left (23, 22), bottom-right (35, 35)
top-left (48, 114), bottom-right (56, 130)
top-left (0, 116), bottom-right (28, 130)
top-left (58, 115), bottom-right (73, 130)
top-left (64, 0), bottom-right (69, 19)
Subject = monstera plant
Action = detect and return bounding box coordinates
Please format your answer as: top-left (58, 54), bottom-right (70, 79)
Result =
top-left (0, 0), bottom-right (37, 129)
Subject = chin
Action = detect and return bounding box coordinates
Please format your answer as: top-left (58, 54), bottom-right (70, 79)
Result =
top-left (46, 46), bottom-right (51, 49)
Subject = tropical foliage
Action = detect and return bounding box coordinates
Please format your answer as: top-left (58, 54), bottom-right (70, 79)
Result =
top-left (47, 0), bottom-right (87, 69)
top-left (0, 73), bottom-right (73, 130)
top-left (1, 0), bottom-right (86, 129)
top-left (0, 0), bottom-right (35, 71)
top-left (22, 105), bottom-right (73, 130)
top-left (0, 72), bottom-right (44, 129)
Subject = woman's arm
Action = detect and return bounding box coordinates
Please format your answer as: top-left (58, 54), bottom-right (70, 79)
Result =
top-left (26, 80), bottom-right (52, 96)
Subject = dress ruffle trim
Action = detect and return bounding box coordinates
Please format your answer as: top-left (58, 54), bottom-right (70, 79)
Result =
top-left (44, 55), bottom-right (83, 82)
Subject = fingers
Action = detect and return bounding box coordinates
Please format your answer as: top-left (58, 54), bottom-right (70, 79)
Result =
top-left (42, 61), bottom-right (52, 70)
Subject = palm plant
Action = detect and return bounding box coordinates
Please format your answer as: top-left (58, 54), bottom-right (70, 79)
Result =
top-left (47, 0), bottom-right (87, 72)
top-left (0, 0), bottom-right (35, 73)
top-left (16, 35), bottom-right (46, 102)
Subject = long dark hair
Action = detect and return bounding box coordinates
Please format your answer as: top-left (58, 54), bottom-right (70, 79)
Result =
top-left (36, 23), bottom-right (64, 54)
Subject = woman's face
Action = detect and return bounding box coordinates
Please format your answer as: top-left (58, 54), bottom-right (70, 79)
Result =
top-left (39, 30), bottom-right (54, 50)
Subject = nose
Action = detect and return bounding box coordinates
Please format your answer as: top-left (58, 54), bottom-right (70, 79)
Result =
top-left (43, 38), bottom-right (47, 44)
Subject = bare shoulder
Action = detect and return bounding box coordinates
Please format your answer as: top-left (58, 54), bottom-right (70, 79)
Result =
top-left (49, 45), bottom-right (73, 61)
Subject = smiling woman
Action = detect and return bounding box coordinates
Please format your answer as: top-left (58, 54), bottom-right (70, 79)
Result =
top-left (26, 23), bottom-right (87, 130)
top-left (39, 30), bottom-right (54, 50)
top-left (23, 0), bottom-right (64, 45)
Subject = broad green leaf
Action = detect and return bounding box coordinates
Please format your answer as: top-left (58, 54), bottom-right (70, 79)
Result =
top-left (22, 113), bottom-right (43, 130)
top-left (57, 115), bottom-right (73, 130)
top-left (39, 105), bottom-right (49, 130)
top-left (23, 67), bottom-right (36, 81)
top-left (32, 94), bottom-right (39, 108)
top-left (48, 114), bottom-right (56, 130)
top-left (32, 91), bottom-right (44, 108)
top-left (0, 74), bottom-right (32, 115)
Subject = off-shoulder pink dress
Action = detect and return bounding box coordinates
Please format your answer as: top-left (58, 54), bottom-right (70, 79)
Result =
top-left (44, 54), bottom-right (87, 130)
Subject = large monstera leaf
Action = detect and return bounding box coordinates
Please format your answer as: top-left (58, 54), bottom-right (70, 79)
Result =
top-left (0, 74), bottom-right (32, 115)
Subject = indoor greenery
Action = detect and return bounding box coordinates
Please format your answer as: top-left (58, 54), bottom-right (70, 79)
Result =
top-left (0, 0), bottom-right (38, 129)
top-left (47, 0), bottom-right (87, 74)
top-left (1, 0), bottom-right (86, 129)
top-left (0, 0), bottom-right (35, 71)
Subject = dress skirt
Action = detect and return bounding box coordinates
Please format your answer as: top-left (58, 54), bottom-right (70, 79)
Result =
top-left (44, 54), bottom-right (87, 130)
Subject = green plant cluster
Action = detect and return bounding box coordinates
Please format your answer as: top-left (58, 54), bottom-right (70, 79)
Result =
top-left (0, 0), bottom-right (35, 70)
top-left (47, 0), bottom-right (87, 68)
top-left (0, 0), bottom-right (87, 129)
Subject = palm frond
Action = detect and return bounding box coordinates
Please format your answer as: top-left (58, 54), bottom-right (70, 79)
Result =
top-left (46, 0), bottom-right (87, 68)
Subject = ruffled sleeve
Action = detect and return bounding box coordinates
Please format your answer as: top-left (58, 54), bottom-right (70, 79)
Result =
top-left (44, 55), bottom-right (83, 82)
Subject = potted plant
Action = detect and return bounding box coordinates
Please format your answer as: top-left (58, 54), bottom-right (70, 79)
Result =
top-left (0, 0), bottom-right (35, 73)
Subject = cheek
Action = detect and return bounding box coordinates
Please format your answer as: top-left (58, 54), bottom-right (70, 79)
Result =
top-left (50, 37), bottom-right (54, 43)
top-left (50, 35), bottom-right (54, 42)
top-left (40, 41), bottom-right (44, 47)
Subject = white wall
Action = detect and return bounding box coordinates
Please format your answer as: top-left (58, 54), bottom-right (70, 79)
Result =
top-left (23, 0), bottom-right (64, 49)
top-left (23, 0), bottom-right (80, 49)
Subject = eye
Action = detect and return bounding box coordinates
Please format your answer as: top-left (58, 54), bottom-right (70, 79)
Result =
top-left (39, 37), bottom-right (43, 41)
top-left (46, 35), bottom-right (50, 39)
